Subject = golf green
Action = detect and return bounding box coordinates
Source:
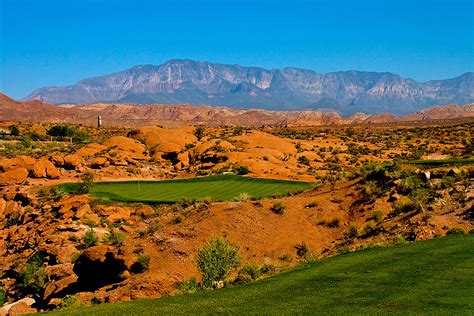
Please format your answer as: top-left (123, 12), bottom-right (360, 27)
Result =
top-left (61, 176), bottom-right (313, 203)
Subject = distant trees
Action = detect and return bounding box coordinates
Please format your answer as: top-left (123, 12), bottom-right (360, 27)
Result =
top-left (47, 125), bottom-right (90, 143)
top-left (9, 125), bottom-right (20, 136)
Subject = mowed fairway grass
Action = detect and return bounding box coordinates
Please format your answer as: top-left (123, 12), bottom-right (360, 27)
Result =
top-left (53, 235), bottom-right (474, 315)
top-left (61, 176), bottom-right (313, 203)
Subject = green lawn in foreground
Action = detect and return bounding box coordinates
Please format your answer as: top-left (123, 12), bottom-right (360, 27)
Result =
top-left (53, 235), bottom-right (474, 315)
top-left (60, 175), bottom-right (313, 203)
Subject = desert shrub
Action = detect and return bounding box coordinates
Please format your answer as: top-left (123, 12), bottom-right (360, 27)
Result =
top-left (0, 287), bottom-right (6, 306)
top-left (180, 197), bottom-right (197, 208)
top-left (371, 211), bottom-right (384, 224)
top-left (16, 253), bottom-right (48, 297)
top-left (279, 253), bottom-right (292, 262)
top-left (59, 295), bottom-right (78, 309)
top-left (271, 202), bottom-right (286, 215)
top-left (20, 135), bottom-right (32, 148)
top-left (389, 201), bottom-right (421, 217)
top-left (344, 224), bottom-right (359, 239)
top-left (37, 186), bottom-right (64, 202)
top-left (193, 126), bottom-right (206, 140)
top-left (409, 188), bottom-right (430, 204)
top-left (446, 227), bottom-right (466, 235)
top-left (441, 176), bottom-right (456, 189)
top-left (294, 242), bottom-right (309, 258)
top-left (179, 277), bottom-right (199, 294)
top-left (79, 172), bottom-right (94, 194)
top-left (172, 214), bottom-right (184, 224)
top-left (260, 263), bottom-right (276, 275)
top-left (232, 126), bottom-right (244, 136)
top-left (399, 175), bottom-right (423, 194)
top-left (131, 254), bottom-right (151, 273)
top-left (363, 180), bottom-right (383, 200)
top-left (237, 165), bottom-right (249, 175)
top-left (72, 130), bottom-right (91, 143)
top-left (326, 218), bottom-right (340, 228)
top-left (9, 125), bottom-right (20, 136)
top-left (297, 156), bottom-right (311, 166)
top-left (360, 162), bottom-right (394, 182)
top-left (234, 264), bottom-right (261, 284)
top-left (306, 200), bottom-right (319, 208)
top-left (82, 227), bottom-right (99, 249)
top-left (103, 229), bottom-right (126, 246)
top-left (196, 236), bottom-right (241, 288)
top-left (140, 219), bottom-right (161, 236)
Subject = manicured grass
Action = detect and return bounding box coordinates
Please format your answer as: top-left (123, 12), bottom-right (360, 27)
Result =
top-left (404, 158), bottom-right (474, 167)
top-left (60, 175), bottom-right (313, 203)
top-left (53, 235), bottom-right (474, 315)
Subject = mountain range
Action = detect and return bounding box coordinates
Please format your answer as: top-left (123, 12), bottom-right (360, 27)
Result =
top-left (25, 59), bottom-right (474, 115)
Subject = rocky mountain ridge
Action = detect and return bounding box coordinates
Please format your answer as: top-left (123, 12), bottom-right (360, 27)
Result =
top-left (25, 60), bottom-right (474, 115)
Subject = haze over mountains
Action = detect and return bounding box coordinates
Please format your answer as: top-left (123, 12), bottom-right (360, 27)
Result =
top-left (26, 59), bottom-right (474, 115)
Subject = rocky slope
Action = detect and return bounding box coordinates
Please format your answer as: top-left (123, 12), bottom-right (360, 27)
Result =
top-left (2, 93), bottom-right (474, 128)
top-left (25, 60), bottom-right (474, 115)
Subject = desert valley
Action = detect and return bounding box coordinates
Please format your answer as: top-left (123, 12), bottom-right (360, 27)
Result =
top-left (0, 91), bottom-right (472, 314)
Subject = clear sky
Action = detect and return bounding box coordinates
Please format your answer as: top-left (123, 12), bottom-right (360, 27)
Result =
top-left (0, 0), bottom-right (472, 99)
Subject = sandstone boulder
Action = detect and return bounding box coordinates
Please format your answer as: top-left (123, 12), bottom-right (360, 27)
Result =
top-left (76, 143), bottom-right (107, 157)
top-left (89, 157), bottom-right (109, 169)
top-left (0, 168), bottom-right (28, 186)
top-left (43, 263), bottom-right (78, 300)
top-left (30, 158), bottom-right (61, 179)
top-left (0, 156), bottom-right (35, 172)
top-left (63, 154), bottom-right (82, 169)
top-left (104, 136), bottom-right (146, 160)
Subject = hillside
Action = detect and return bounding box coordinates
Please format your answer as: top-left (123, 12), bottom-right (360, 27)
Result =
top-left (25, 60), bottom-right (474, 115)
top-left (52, 236), bottom-right (474, 315)
top-left (2, 93), bottom-right (474, 127)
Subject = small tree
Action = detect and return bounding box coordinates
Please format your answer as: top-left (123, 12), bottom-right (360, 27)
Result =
top-left (9, 125), bottom-right (20, 136)
top-left (196, 236), bottom-right (241, 288)
top-left (78, 172), bottom-right (94, 194)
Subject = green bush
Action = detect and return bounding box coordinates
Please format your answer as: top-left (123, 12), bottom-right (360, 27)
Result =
top-left (326, 218), bottom-right (340, 228)
top-left (234, 264), bottom-right (261, 284)
top-left (78, 172), bottom-right (95, 194)
top-left (47, 125), bottom-right (76, 137)
top-left (441, 176), bottom-right (456, 189)
top-left (131, 254), bottom-right (151, 273)
top-left (59, 295), bottom-right (78, 309)
top-left (344, 224), bottom-right (359, 240)
top-left (0, 287), bottom-right (7, 306)
top-left (82, 227), bottom-right (99, 249)
top-left (389, 201), bottom-right (421, 217)
top-left (179, 277), bottom-right (199, 294)
top-left (20, 135), bottom-right (32, 148)
top-left (446, 227), bottom-right (466, 235)
top-left (271, 202), bottom-right (286, 215)
top-left (372, 211), bottom-right (384, 224)
top-left (103, 229), bottom-right (126, 246)
top-left (196, 236), bottom-right (241, 288)
top-left (294, 242), bottom-right (309, 258)
top-left (297, 156), bottom-right (311, 166)
top-left (16, 254), bottom-right (48, 297)
top-left (237, 166), bottom-right (249, 175)
top-left (9, 125), bottom-right (20, 136)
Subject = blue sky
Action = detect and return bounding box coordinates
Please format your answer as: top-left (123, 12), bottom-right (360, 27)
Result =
top-left (0, 0), bottom-right (472, 99)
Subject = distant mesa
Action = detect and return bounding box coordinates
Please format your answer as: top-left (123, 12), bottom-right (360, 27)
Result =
top-left (24, 59), bottom-right (474, 115)
top-left (1, 92), bottom-right (474, 127)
